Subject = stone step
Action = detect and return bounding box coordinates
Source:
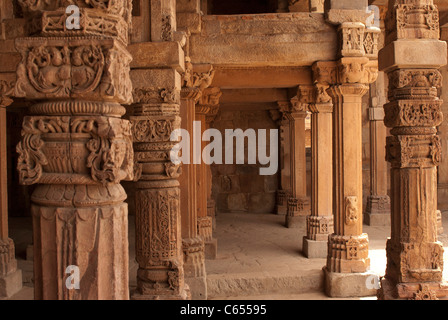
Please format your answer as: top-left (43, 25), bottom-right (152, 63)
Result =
top-left (206, 269), bottom-right (324, 299)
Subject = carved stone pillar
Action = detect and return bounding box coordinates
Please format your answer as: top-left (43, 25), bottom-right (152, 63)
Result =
top-left (365, 72), bottom-right (391, 226)
top-left (206, 105), bottom-right (220, 229)
top-left (303, 84), bottom-right (334, 259)
top-left (314, 20), bottom-right (380, 296)
top-left (196, 87), bottom-right (221, 260)
top-left (15, 1), bottom-right (135, 300)
top-left (179, 85), bottom-right (203, 300)
top-left (131, 84), bottom-right (189, 300)
top-left (178, 59), bottom-right (215, 300)
top-left (276, 102), bottom-right (292, 216)
top-left (285, 93), bottom-right (310, 229)
top-left (378, 0), bottom-right (448, 300)
top-left (0, 78), bottom-right (22, 298)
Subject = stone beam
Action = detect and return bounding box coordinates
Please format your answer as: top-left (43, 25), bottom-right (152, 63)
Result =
top-left (190, 13), bottom-right (337, 68)
top-left (212, 67), bottom-right (313, 89)
top-left (220, 89), bottom-right (288, 104)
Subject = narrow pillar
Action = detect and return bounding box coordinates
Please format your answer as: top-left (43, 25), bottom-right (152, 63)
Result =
top-left (438, 25), bottom-right (448, 214)
top-left (303, 84), bottom-right (334, 259)
top-left (15, 1), bottom-right (135, 299)
top-left (316, 2), bottom-right (382, 295)
top-left (276, 102), bottom-right (292, 216)
top-left (131, 83), bottom-right (189, 300)
top-left (378, 0), bottom-right (448, 300)
top-left (205, 105), bottom-right (220, 229)
top-left (285, 93), bottom-right (310, 229)
top-left (365, 72), bottom-right (390, 226)
top-left (178, 59), bottom-right (216, 300)
top-left (196, 87), bottom-right (221, 260)
top-left (0, 79), bottom-right (22, 298)
top-left (179, 86), bottom-right (204, 300)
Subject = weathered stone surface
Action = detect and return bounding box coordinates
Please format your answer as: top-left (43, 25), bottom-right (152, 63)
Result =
top-left (128, 42), bottom-right (184, 72)
top-left (324, 267), bottom-right (378, 298)
top-left (191, 14), bottom-right (337, 67)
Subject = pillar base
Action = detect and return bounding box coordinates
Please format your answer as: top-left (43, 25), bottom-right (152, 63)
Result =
top-left (0, 269), bottom-right (23, 299)
top-left (364, 195), bottom-right (390, 226)
top-left (183, 238), bottom-right (207, 300)
top-left (285, 215), bottom-right (306, 228)
top-left (205, 238), bottom-right (218, 260)
top-left (302, 237), bottom-right (328, 259)
top-left (324, 267), bottom-right (377, 298)
top-left (379, 277), bottom-right (448, 300)
top-left (276, 205), bottom-right (287, 215)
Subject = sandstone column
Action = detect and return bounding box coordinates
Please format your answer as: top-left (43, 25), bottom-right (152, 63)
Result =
top-left (365, 72), bottom-right (391, 226)
top-left (196, 87), bottom-right (221, 260)
top-left (177, 59), bottom-right (215, 300)
top-left (15, 1), bottom-right (134, 300)
top-left (438, 24), bottom-right (448, 214)
top-left (285, 92), bottom-right (310, 229)
top-left (0, 76), bottom-right (22, 298)
top-left (205, 104), bottom-right (220, 229)
top-left (303, 84), bottom-right (334, 259)
top-left (131, 83), bottom-right (189, 300)
top-left (378, 0), bottom-right (448, 300)
top-left (315, 14), bottom-right (380, 296)
top-left (276, 102), bottom-right (292, 216)
top-left (130, 0), bottom-right (190, 300)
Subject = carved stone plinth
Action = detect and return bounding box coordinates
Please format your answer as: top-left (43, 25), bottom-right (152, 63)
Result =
top-left (286, 197), bottom-right (310, 228)
top-left (207, 199), bottom-right (216, 230)
top-left (0, 239), bottom-right (22, 298)
top-left (276, 190), bottom-right (289, 216)
top-left (198, 216), bottom-right (217, 260)
top-left (365, 195), bottom-right (391, 226)
top-left (183, 238), bottom-right (207, 300)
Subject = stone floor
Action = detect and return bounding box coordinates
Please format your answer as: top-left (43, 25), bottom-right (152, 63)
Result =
top-left (5, 212), bottom-right (448, 300)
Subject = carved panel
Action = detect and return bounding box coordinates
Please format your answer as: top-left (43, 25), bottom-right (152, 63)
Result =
top-left (386, 135), bottom-right (442, 168)
top-left (345, 196), bottom-right (358, 226)
top-left (15, 38), bottom-right (133, 104)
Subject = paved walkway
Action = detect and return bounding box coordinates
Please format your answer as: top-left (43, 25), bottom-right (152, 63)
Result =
top-left (6, 212), bottom-right (448, 300)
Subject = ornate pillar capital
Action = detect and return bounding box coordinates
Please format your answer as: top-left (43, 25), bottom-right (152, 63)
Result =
top-left (181, 57), bottom-right (216, 103)
top-left (196, 87), bottom-right (222, 116)
top-left (385, 0), bottom-right (440, 45)
top-left (0, 77), bottom-right (14, 108)
top-left (312, 59), bottom-right (378, 87)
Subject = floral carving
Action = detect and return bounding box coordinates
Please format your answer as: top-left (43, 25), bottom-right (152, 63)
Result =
top-left (132, 119), bottom-right (177, 143)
